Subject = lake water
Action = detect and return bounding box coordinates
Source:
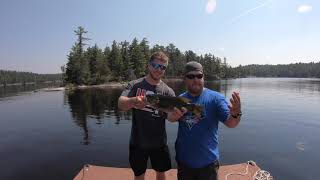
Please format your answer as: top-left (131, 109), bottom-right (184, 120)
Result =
top-left (0, 78), bottom-right (319, 180)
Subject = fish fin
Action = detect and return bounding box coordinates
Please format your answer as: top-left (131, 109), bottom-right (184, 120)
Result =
top-left (177, 97), bottom-right (191, 103)
top-left (192, 104), bottom-right (203, 118)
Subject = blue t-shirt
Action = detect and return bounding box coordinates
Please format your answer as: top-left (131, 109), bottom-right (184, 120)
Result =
top-left (175, 88), bottom-right (230, 168)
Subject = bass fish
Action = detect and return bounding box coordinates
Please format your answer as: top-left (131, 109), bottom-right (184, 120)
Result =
top-left (145, 94), bottom-right (203, 117)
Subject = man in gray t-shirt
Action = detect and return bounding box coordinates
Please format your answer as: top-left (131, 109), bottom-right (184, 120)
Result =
top-left (118, 51), bottom-right (184, 180)
top-left (121, 77), bottom-right (175, 149)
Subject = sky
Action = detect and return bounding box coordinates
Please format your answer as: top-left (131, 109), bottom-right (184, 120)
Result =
top-left (0, 0), bottom-right (319, 73)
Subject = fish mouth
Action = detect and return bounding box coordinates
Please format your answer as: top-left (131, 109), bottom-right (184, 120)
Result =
top-left (145, 94), bottom-right (159, 104)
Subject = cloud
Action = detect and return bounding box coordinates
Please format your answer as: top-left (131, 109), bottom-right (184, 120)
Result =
top-left (206, 0), bottom-right (217, 14)
top-left (228, 0), bottom-right (272, 24)
top-left (297, 5), bottom-right (312, 13)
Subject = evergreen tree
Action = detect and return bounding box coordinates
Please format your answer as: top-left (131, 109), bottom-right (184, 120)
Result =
top-left (120, 41), bottom-right (133, 79)
top-left (86, 44), bottom-right (106, 84)
top-left (165, 44), bottom-right (185, 77)
top-left (185, 50), bottom-right (197, 62)
top-left (140, 38), bottom-right (151, 75)
top-left (140, 38), bottom-right (151, 61)
top-left (109, 40), bottom-right (123, 80)
top-left (97, 46), bottom-right (111, 83)
top-left (151, 44), bottom-right (166, 54)
top-left (65, 43), bottom-right (82, 84)
top-left (65, 26), bottom-right (90, 85)
top-left (130, 38), bottom-right (146, 78)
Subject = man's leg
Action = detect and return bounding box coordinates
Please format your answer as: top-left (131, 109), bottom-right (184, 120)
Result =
top-left (150, 145), bottom-right (172, 180)
top-left (129, 146), bottom-right (148, 180)
top-left (134, 173), bottom-right (145, 180)
top-left (177, 164), bottom-right (195, 180)
top-left (196, 161), bottom-right (219, 180)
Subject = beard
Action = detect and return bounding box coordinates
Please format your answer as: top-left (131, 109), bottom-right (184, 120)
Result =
top-left (187, 82), bottom-right (204, 95)
top-left (150, 71), bottom-right (161, 81)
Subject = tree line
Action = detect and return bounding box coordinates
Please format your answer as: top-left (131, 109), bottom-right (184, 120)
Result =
top-left (1, 26), bottom-right (319, 86)
top-left (233, 62), bottom-right (320, 78)
top-left (63, 26), bottom-right (231, 85)
top-left (0, 70), bottom-right (62, 86)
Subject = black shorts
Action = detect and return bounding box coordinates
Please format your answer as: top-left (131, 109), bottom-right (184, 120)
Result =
top-left (177, 161), bottom-right (219, 180)
top-left (129, 145), bottom-right (172, 176)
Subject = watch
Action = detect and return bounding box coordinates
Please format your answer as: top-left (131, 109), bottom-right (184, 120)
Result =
top-left (231, 112), bottom-right (242, 118)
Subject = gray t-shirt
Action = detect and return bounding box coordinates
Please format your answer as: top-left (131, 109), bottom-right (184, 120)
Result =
top-left (121, 77), bottom-right (175, 149)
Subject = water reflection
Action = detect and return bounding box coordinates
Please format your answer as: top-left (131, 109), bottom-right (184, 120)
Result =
top-left (65, 80), bottom-right (224, 145)
top-left (0, 83), bottom-right (60, 99)
top-left (65, 88), bottom-right (131, 144)
top-left (1, 78), bottom-right (320, 180)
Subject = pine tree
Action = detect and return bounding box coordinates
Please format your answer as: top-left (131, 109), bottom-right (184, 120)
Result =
top-left (65, 26), bottom-right (90, 85)
top-left (65, 43), bottom-right (82, 84)
top-left (140, 38), bottom-right (151, 75)
top-left (185, 50), bottom-right (197, 62)
top-left (120, 41), bottom-right (133, 79)
top-left (151, 44), bottom-right (165, 53)
top-left (130, 38), bottom-right (146, 78)
top-left (165, 43), bottom-right (185, 77)
top-left (102, 45), bottom-right (112, 80)
top-left (140, 38), bottom-right (150, 62)
top-left (109, 40), bottom-right (123, 80)
top-left (85, 44), bottom-right (106, 84)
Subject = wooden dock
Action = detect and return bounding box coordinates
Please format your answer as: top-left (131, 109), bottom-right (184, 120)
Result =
top-left (74, 161), bottom-right (263, 180)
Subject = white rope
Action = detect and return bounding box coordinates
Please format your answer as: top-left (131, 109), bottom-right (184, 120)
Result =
top-left (225, 161), bottom-right (252, 180)
top-left (253, 170), bottom-right (273, 180)
top-left (225, 161), bottom-right (273, 180)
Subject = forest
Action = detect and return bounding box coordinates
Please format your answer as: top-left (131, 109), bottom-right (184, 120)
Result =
top-left (1, 26), bottom-right (319, 86)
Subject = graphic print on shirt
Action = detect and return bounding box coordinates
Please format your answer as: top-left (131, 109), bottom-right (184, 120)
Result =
top-left (136, 88), bottom-right (147, 97)
top-left (181, 108), bottom-right (206, 130)
top-left (135, 89), bottom-right (162, 118)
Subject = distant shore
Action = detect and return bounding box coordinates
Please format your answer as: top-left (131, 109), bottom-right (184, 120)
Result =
top-left (0, 78), bottom-right (206, 89)
top-left (39, 79), bottom-right (184, 91)
top-left (4, 77), bottom-right (319, 91)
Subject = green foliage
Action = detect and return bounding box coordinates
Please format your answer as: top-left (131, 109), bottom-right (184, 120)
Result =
top-left (61, 27), bottom-right (320, 85)
top-left (0, 70), bottom-right (61, 85)
top-left (85, 44), bottom-right (110, 84)
top-left (130, 38), bottom-right (146, 78)
top-left (65, 26), bottom-right (90, 85)
top-left (232, 62), bottom-right (320, 78)
top-left (109, 40), bottom-right (123, 81)
top-left (165, 44), bottom-right (185, 77)
top-left (121, 41), bottom-right (133, 79)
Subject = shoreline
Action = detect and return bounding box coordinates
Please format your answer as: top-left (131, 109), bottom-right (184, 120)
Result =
top-left (39, 79), bottom-right (182, 91)
top-left (3, 77), bottom-right (319, 91)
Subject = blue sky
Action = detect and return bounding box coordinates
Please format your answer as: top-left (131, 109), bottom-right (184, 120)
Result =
top-left (0, 0), bottom-right (319, 73)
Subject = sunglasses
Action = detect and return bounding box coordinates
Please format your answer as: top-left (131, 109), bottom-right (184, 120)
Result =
top-left (185, 74), bottom-right (203, 79)
top-left (150, 62), bottom-right (167, 71)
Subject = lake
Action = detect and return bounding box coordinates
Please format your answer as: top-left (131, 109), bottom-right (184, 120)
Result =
top-left (0, 78), bottom-right (319, 180)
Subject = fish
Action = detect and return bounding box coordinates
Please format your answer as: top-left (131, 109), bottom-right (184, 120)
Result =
top-left (145, 94), bottom-right (203, 117)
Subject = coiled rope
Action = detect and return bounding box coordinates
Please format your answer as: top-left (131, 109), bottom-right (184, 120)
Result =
top-left (225, 160), bottom-right (273, 180)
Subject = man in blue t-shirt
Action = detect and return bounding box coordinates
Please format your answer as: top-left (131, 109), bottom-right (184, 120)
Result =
top-left (168, 61), bottom-right (242, 180)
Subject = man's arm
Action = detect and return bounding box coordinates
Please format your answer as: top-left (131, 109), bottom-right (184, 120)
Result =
top-left (118, 96), bottom-right (145, 111)
top-left (167, 107), bottom-right (187, 122)
top-left (223, 92), bottom-right (242, 128)
top-left (223, 116), bottom-right (241, 128)
top-left (117, 81), bottom-right (146, 111)
top-left (118, 96), bottom-right (134, 111)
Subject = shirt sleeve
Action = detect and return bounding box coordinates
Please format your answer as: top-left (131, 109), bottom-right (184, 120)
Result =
top-left (168, 88), bottom-right (176, 97)
top-left (121, 81), bottom-right (134, 97)
top-left (216, 94), bottom-right (230, 123)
